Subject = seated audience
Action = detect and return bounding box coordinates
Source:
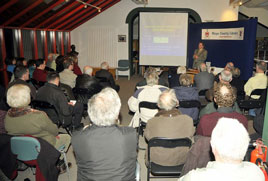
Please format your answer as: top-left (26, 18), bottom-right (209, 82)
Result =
top-left (68, 52), bottom-right (82, 75)
top-left (47, 53), bottom-right (58, 71)
top-left (27, 59), bottom-right (36, 79)
top-left (75, 66), bottom-right (103, 104)
top-left (173, 74), bottom-right (199, 121)
top-left (128, 69), bottom-right (168, 127)
top-left (95, 62), bottom-right (120, 91)
top-left (5, 57), bottom-right (16, 76)
top-left (7, 66), bottom-right (36, 99)
top-left (33, 59), bottom-right (47, 82)
top-left (179, 118), bottom-right (264, 181)
top-left (136, 67), bottom-right (168, 90)
top-left (59, 57), bottom-right (77, 88)
top-left (194, 63), bottom-right (214, 92)
top-left (72, 88), bottom-right (137, 180)
top-left (144, 89), bottom-right (195, 166)
top-left (55, 55), bottom-right (65, 73)
top-left (4, 84), bottom-right (71, 153)
top-left (230, 67), bottom-right (244, 93)
top-left (206, 69), bottom-right (233, 102)
top-left (244, 61), bottom-right (267, 99)
top-left (36, 72), bottom-right (83, 130)
top-left (214, 62), bottom-right (235, 83)
top-left (197, 83), bottom-right (248, 136)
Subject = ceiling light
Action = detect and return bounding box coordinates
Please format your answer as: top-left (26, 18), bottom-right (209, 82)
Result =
top-left (76, 0), bottom-right (101, 12)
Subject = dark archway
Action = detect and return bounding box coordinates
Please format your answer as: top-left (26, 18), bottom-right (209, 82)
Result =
top-left (125, 7), bottom-right (202, 74)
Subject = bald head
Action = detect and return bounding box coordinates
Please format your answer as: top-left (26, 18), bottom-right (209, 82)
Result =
top-left (158, 89), bottom-right (178, 111)
top-left (219, 70), bottom-right (232, 84)
top-left (83, 66), bottom-right (93, 76)
top-left (214, 83), bottom-right (236, 107)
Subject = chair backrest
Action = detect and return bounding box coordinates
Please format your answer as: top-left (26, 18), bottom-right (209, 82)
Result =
top-left (31, 100), bottom-right (60, 126)
top-left (250, 89), bottom-right (266, 99)
top-left (179, 100), bottom-right (201, 109)
top-left (148, 137), bottom-right (192, 161)
top-left (139, 101), bottom-right (158, 113)
top-left (198, 89), bottom-right (208, 96)
top-left (118, 60), bottom-right (129, 68)
top-left (11, 136), bottom-right (40, 161)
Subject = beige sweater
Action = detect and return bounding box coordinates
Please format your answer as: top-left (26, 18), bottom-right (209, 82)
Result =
top-left (5, 109), bottom-right (58, 146)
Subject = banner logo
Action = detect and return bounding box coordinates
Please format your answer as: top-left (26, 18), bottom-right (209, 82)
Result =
top-left (201, 28), bottom-right (244, 40)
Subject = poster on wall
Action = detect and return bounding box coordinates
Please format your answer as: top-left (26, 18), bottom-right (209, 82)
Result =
top-left (201, 27), bottom-right (244, 40)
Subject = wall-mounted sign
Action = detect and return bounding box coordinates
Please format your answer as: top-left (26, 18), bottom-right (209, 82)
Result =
top-left (201, 27), bottom-right (244, 40)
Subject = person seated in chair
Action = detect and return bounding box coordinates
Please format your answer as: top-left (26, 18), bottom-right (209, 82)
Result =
top-left (180, 118), bottom-right (264, 181)
top-left (7, 65), bottom-right (36, 100)
top-left (36, 72), bottom-right (83, 130)
top-left (74, 66), bottom-right (103, 104)
top-left (95, 62), bottom-right (120, 92)
top-left (197, 83), bottom-right (248, 137)
top-left (194, 63), bottom-right (214, 92)
top-left (144, 89), bottom-right (195, 166)
top-left (128, 69), bottom-right (168, 128)
top-left (244, 61), bottom-right (267, 100)
top-left (72, 88), bottom-right (137, 180)
top-left (173, 74), bottom-right (199, 121)
top-left (59, 56), bottom-right (77, 88)
top-left (4, 84), bottom-right (71, 155)
top-left (33, 59), bottom-right (47, 82)
top-left (136, 67), bottom-right (169, 90)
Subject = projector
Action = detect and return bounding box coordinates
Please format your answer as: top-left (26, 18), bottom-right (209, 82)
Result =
top-left (132, 0), bottom-right (148, 5)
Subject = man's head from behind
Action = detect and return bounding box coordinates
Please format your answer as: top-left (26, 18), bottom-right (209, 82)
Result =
top-left (214, 83), bottom-right (236, 107)
top-left (198, 63), bottom-right (207, 72)
top-left (63, 57), bottom-right (74, 70)
top-left (158, 89), bottom-right (178, 111)
top-left (83, 66), bottom-right (93, 76)
top-left (100, 62), bottom-right (109, 70)
top-left (35, 59), bottom-right (46, 70)
top-left (256, 61), bottom-right (267, 73)
top-left (14, 66), bottom-right (29, 81)
top-left (219, 70), bottom-right (232, 84)
top-left (145, 68), bottom-right (159, 86)
top-left (88, 88), bottom-right (121, 126)
top-left (211, 117), bottom-right (249, 163)
top-left (179, 73), bottom-right (192, 87)
top-left (7, 84), bottom-right (31, 108)
top-left (47, 72), bottom-right (60, 86)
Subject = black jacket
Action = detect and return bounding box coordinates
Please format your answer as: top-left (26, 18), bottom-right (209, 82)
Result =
top-left (95, 69), bottom-right (117, 90)
top-left (36, 83), bottom-right (73, 127)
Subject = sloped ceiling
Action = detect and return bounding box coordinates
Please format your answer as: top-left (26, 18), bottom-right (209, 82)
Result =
top-left (0, 0), bottom-right (121, 31)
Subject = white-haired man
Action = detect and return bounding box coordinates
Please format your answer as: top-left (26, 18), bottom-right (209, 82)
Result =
top-left (180, 117), bottom-right (264, 181)
top-left (144, 89), bottom-right (195, 166)
top-left (194, 63), bottom-right (214, 92)
top-left (128, 68), bottom-right (168, 127)
top-left (71, 88), bottom-right (137, 180)
top-left (95, 62), bottom-right (120, 91)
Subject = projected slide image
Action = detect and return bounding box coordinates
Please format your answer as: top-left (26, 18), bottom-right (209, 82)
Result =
top-left (140, 12), bottom-right (188, 66)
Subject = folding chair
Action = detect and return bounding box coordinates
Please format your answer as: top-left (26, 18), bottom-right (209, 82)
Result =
top-left (179, 100), bottom-right (201, 125)
top-left (31, 100), bottom-right (72, 135)
top-left (116, 59), bottom-right (130, 80)
top-left (10, 136), bottom-right (70, 181)
top-left (147, 137), bottom-right (192, 181)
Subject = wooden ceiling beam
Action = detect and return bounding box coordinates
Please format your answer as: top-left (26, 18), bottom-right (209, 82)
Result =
top-left (46, 0), bottom-right (94, 29)
top-left (0, 0), bottom-right (19, 15)
top-left (69, 0), bottom-right (120, 31)
top-left (20, 0), bottom-right (65, 28)
top-left (35, 0), bottom-right (79, 29)
top-left (55, 0), bottom-right (95, 30)
top-left (2, 0), bottom-right (43, 26)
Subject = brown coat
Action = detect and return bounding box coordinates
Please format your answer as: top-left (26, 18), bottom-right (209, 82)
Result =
top-left (144, 109), bottom-right (195, 166)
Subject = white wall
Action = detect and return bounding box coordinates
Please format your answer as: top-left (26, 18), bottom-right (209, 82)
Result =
top-left (71, 0), bottom-right (238, 69)
top-left (239, 6), bottom-right (268, 28)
